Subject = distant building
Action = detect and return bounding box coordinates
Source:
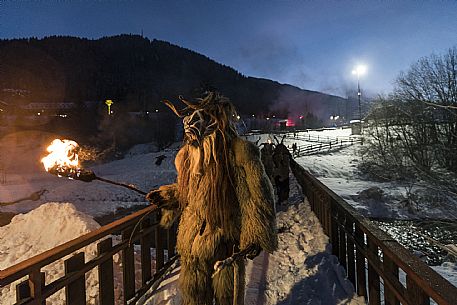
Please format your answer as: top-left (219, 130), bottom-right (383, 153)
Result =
top-left (350, 120), bottom-right (362, 135)
top-left (2, 88), bottom-right (30, 97)
top-left (21, 102), bottom-right (76, 111)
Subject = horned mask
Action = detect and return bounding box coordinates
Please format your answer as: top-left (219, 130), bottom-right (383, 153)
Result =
top-left (163, 92), bottom-right (238, 146)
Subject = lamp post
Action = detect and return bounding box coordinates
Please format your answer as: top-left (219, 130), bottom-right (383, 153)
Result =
top-left (105, 99), bottom-right (113, 115)
top-left (352, 65), bottom-right (366, 121)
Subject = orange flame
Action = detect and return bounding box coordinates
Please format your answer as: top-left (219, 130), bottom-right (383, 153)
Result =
top-left (41, 139), bottom-right (80, 172)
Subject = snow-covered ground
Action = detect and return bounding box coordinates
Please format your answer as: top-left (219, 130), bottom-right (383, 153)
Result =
top-left (264, 197), bottom-right (364, 305)
top-left (0, 130), bottom-right (178, 217)
top-left (247, 128), bottom-right (457, 221)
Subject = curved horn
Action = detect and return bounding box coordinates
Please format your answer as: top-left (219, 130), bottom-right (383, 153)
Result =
top-left (199, 92), bottom-right (216, 108)
top-left (273, 136), bottom-right (280, 145)
top-left (162, 99), bottom-right (189, 117)
top-left (179, 95), bottom-right (200, 109)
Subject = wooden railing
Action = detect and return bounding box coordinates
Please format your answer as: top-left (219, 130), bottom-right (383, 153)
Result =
top-left (290, 159), bottom-right (457, 305)
top-left (286, 134), bottom-right (362, 157)
top-left (0, 204), bottom-right (178, 305)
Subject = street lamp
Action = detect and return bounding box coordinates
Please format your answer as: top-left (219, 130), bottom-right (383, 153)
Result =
top-left (105, 99), bottom-right (114, 115)
top-left (352, 65), bottom-right (366, 121)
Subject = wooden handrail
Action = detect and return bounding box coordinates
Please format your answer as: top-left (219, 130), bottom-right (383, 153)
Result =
top-left (0, 203), bottom-right (178, 305)
top-left (0, 204), bottom-right (159, 286)
top-left (290, 158), bottom-right (457, 305)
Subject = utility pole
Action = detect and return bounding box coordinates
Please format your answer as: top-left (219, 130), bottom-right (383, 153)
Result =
top-left (357, 75), bottom-right (361, 121)
top-left (352, 65), bottom-right (366, 121)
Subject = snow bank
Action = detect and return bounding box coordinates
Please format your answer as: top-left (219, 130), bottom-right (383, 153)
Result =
top-left (0, 202), bottom-right (101, 305)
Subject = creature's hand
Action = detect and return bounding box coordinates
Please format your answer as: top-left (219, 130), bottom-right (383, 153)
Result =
top-left (246, 244), bottom-right (262, 260)
top-left (146, 189), bottom-right (165, 206)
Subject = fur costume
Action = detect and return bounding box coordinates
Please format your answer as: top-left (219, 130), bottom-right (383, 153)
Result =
top-left (147, 93), bottom-right (277, 305)
top-left (272, 143), bottom-right (290, 204)
top-left (260, 142), bottom-right (275, 185)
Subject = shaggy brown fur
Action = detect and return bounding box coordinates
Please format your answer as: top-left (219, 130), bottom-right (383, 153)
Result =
top-left (147, 94), bottom-right (277, 305)
top-left (260, 143), bottom-right (275, 185)
top-left (272, 143), bottom-right (291, 204)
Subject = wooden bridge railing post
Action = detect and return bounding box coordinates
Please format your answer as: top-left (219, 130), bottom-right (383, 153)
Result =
top-left (122, 228), bottom-right (136, 304)
top-left (355, 224), bottom-right (367, 300)
top-left (406, 275), bottom-right (430, 305)
top-left (330, 205), bottom-right (339, 257)
top-left (98, 238), bottom-right (115, 305)
top-left (28, 270), bottom-right (45, 305)
top-left (309, 185), bottom-right (315, 212)
top-left (367, 238), bottom-right (381, 305)
top-left (65, 252), bottom-right (86, 305)
top-left (338, 210), bottom-right (347, 271)
top-left (345, 218), bottom-right (356, 285)
top-left (155, 213), bottom-right (165, 270)
top-left (323, 195), bottom-right (331, 236)
top-left (383, 255), bottom-right (399, 305)
top-left (140, 218), bottom-right (153, 285)
top-left (16, 272), bottom-right (45, 304)
top-left (316, 191), bottom-right (322, 223)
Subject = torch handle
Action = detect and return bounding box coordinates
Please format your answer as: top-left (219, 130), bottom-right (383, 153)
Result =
top-left (94, 176), bottom-right (148, 195)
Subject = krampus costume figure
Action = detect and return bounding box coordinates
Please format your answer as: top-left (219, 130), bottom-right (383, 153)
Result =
top-left (146, 92), bottom-right (277, 305)
top-left (272, 142), bottom-right (290, 205)
top-left (260, 142), bottom-right (275, 185)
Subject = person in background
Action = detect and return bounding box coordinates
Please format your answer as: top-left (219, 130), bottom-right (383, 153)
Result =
top-left (273, 142), bottom-right (290, 205)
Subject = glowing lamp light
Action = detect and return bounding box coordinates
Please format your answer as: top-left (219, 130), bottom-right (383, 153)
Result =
top-left (352, 65), bottom-right (367, 77)
top-left (286, 118), bottom-right (295, 127)
top-left (105, 99), bottom-right (114, 115)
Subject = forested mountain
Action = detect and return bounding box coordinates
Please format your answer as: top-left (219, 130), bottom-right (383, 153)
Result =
top-left (0, 34), bottom-right (347, 118)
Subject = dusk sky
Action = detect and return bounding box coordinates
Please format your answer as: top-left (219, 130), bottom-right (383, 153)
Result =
top-left (2, 0), bottom-right (457, 97)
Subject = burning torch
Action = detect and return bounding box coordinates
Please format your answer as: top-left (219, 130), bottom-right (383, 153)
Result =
top-left (41, 139), bottom-right (147, 196)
